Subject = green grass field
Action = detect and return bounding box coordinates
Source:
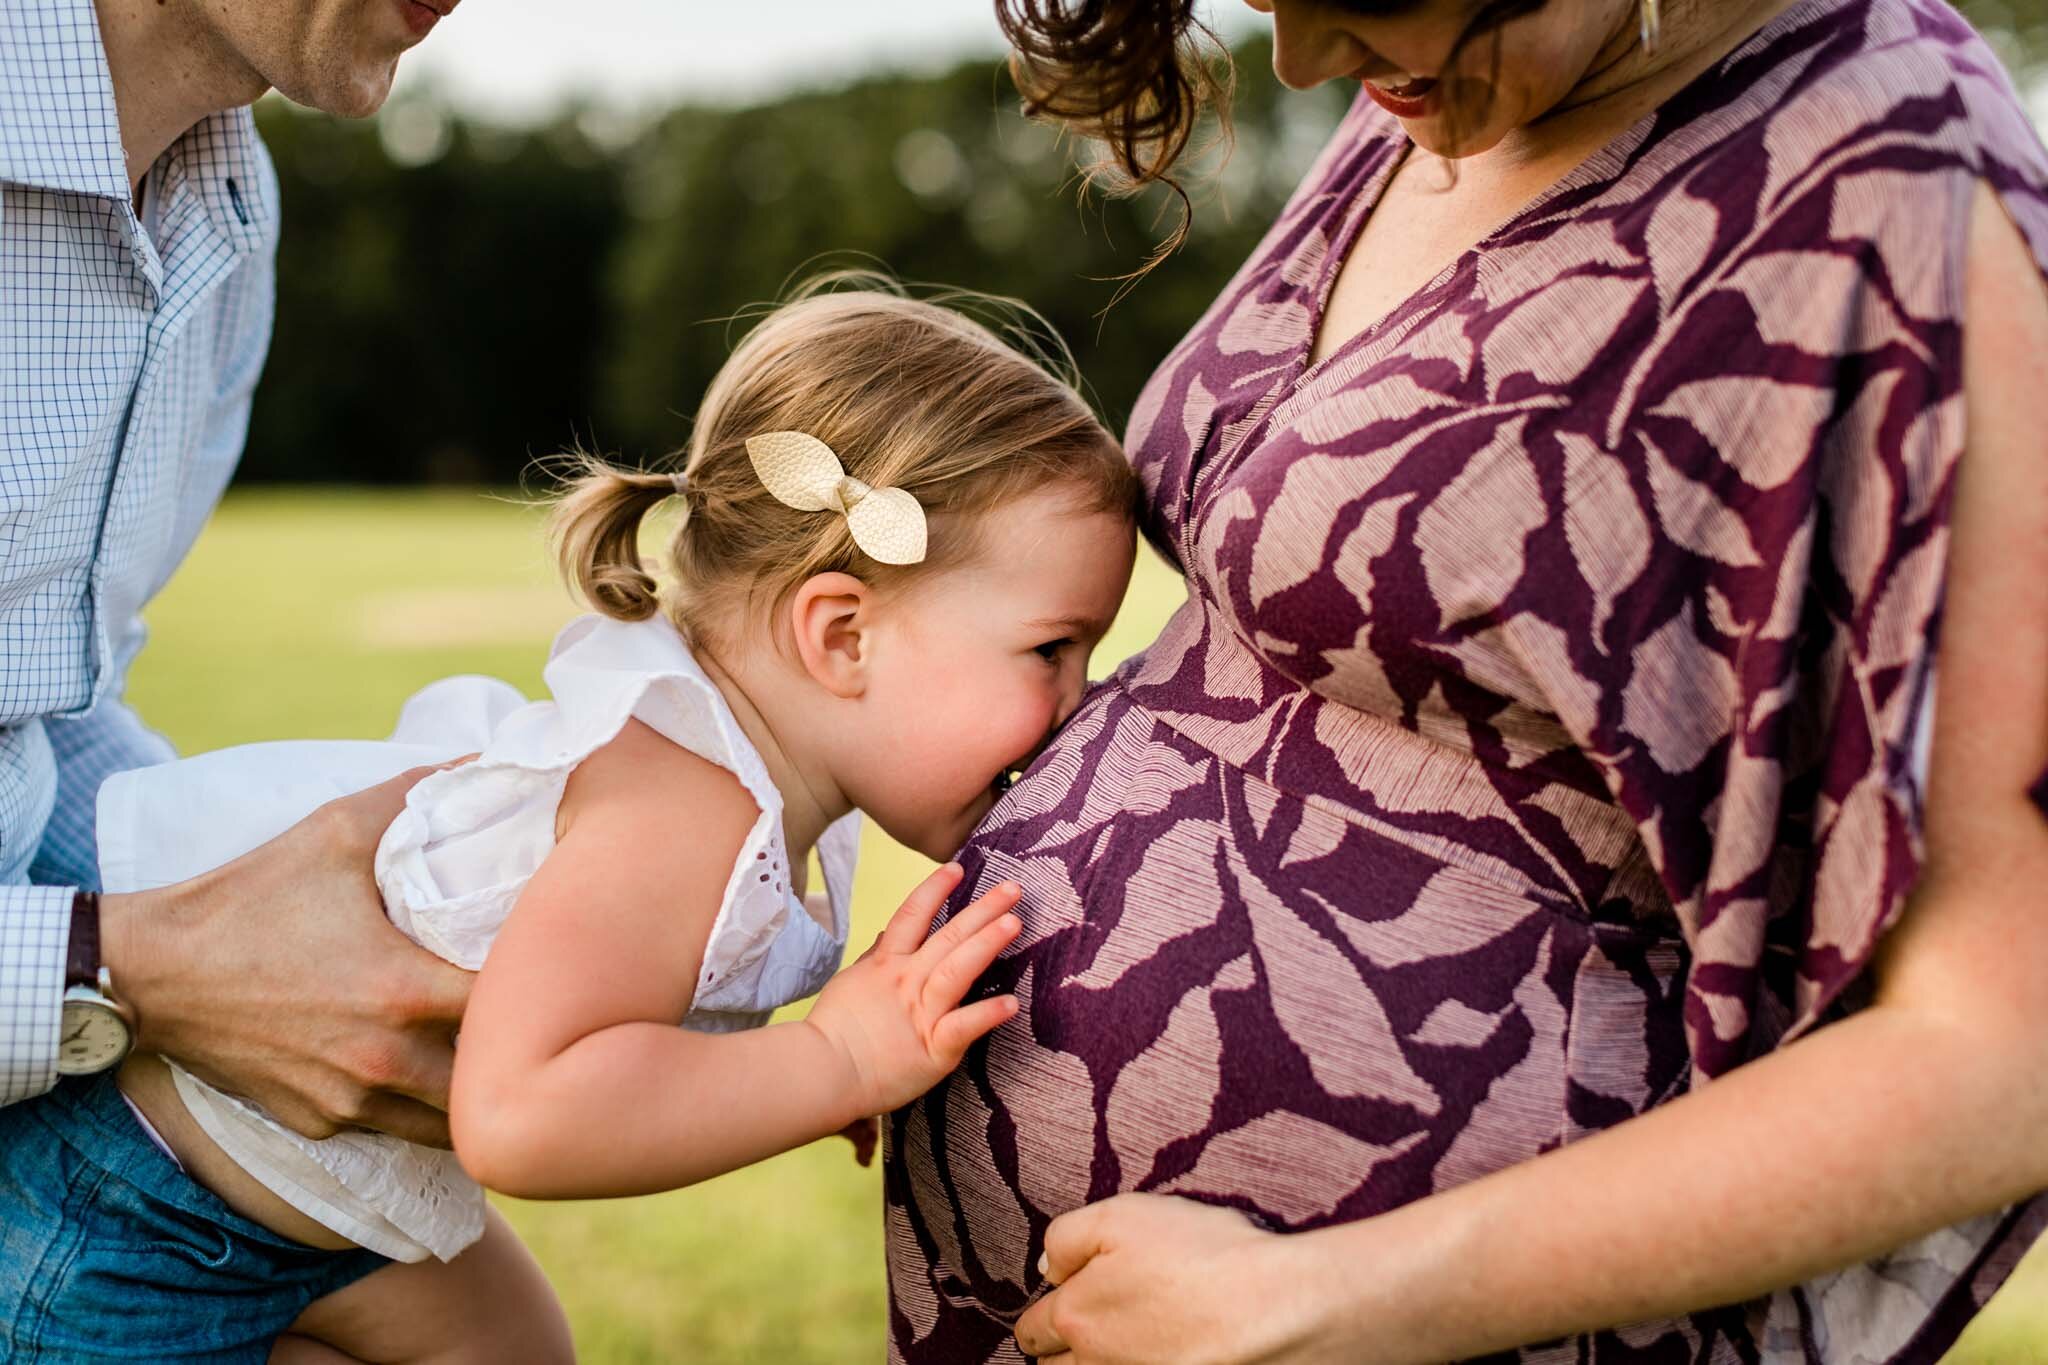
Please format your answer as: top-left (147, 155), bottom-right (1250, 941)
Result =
top-left (128, 489), bottom-right (2044, 1363)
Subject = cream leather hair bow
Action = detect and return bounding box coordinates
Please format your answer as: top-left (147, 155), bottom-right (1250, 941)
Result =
top-left (744, 431), bottom-right (928, 565)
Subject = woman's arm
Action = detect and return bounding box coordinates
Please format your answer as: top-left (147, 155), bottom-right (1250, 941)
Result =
top-left (1015, 182), bottom-right (2048, 1365)
top-left (450, 718), bottom-right (1020, 1200)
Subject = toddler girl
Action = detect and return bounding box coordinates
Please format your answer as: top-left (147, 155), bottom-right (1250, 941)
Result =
top-left (21, 279), bottom-right (1137, 1364)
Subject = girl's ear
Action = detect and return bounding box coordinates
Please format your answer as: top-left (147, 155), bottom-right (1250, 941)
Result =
top-left (786, 572), bottom-right (872, 699)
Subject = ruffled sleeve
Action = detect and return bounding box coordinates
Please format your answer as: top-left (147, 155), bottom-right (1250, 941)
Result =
top-left (1542, 122), bottom-right (2028, 1081)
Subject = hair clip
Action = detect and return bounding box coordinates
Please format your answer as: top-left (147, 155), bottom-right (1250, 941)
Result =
top-left (744, 432), bottom-right (927, 565)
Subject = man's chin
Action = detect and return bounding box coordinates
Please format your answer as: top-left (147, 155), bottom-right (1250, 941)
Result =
top-left (275, 62), bottom-right (399, 120)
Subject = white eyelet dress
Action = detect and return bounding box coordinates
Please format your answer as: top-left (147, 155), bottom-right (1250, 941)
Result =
top-left (95, 615), bottom-right (858, 1263)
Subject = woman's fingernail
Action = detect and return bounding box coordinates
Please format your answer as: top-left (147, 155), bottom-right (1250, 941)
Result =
top-left (1037, 1251), bottom-right (1049, 1277)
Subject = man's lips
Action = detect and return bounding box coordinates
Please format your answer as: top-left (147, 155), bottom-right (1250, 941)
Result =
top-left (399, 0), bottom-right (443, 38)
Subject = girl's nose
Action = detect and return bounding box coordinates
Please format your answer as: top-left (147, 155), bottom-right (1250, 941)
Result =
top-left (1054, 672), bottom-right (1087, 728)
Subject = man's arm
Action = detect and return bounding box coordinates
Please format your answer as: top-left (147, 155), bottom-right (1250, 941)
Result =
top-left (0, 884), bottom-right (73, 1106)
top-left (95, 764), bottom-right (476, 1145)
top-left (29, 697), bottom-right (176, 890)
top-left (0, 698), bottom-right (176, 1107)
top-left (1, 727), bottom-right (475, 1140)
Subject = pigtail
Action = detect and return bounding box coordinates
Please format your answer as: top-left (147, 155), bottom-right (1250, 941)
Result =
top-left (546, 451), bottom-right (678, 622)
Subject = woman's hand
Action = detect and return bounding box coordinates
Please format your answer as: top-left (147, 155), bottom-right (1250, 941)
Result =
top-left (1015, 1195), bottom-right (1354, 1365)
top-left (805, 863), bottom-right (1022, 1119)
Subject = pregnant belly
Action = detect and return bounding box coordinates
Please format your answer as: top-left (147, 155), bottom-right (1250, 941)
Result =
top-left (886, 681), bottom-right (1688, 1352)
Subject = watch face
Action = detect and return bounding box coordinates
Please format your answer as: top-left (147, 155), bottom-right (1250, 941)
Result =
top-left (58, 999), bottom-right (131, 1075)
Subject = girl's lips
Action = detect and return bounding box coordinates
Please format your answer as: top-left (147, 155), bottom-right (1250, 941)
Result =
top-left (1361, 74), bottom-right (1440, 120)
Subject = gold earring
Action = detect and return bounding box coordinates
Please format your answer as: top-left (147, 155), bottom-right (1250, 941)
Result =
top-left (1639, 0), bottom-right (1662, 53)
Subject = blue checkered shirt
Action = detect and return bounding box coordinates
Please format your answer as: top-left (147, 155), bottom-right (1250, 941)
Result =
top-left (0, 0), bottom-right (277, 1103)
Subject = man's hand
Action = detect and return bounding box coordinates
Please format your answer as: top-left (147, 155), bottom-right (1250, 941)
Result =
top-left (100, 764), bottom-right (474, 1146)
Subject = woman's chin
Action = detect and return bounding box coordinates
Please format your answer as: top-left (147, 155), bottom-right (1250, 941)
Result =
top-left (1403, 116), bottom-right (1505, 160)
top-left (1393, 80), bottom-right (1519, 161)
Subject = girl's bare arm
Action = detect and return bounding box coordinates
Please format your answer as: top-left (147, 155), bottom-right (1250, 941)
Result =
top-left (449, 718), bottom-right (1018, 1200)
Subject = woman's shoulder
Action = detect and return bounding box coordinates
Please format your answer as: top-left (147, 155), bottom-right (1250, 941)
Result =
top-left (1686, 0), bottom-right (2045, 184)
top-left (1601, 0), bottom-right (2047, 388)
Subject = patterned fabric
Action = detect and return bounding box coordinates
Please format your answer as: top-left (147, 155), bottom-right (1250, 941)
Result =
top-left (885, 0), bottom-right (2048, 1359)
top-left (0, 0), bottom-right (278, 1105)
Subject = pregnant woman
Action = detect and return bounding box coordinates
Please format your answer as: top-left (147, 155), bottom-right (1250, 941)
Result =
top-left (885, 0), bottom-right (2048, 1360)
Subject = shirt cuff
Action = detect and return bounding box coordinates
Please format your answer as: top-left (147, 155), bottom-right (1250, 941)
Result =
top-left (1, 884), bottom-right (73, 1106)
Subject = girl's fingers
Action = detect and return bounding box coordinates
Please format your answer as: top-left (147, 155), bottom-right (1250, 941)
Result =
top-left (931, 993), bottom-right (1019, 1060)
top-left (915, 880), bottom-right (1021, 963)
top-left (923, 911), bottom-right (1022, 1015)
top-left (876, 862), bottom-right (966, 954)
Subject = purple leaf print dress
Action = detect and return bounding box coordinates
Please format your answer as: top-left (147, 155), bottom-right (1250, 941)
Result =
top-left (885, 0), bottom-right (2048, 1359)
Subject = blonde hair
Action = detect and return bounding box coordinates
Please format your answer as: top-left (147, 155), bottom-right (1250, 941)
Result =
top-left (547, 275), bottom-right (1133, 647)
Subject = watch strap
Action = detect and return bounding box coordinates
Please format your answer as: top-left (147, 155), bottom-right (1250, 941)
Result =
top-left (65, 890), bottom-right (101, 991)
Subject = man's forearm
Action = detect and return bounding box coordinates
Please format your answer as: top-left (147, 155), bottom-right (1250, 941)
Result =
top-left (97, 884), bottom-right (186, 1056)
top-left (0, 883), bottom-right (78, 1105)
top-left (1285, 999), bottom-right (2047, 1361)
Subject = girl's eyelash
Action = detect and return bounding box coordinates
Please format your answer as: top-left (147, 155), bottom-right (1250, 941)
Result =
top-left (1034, 639), bottom-right (1071, 661)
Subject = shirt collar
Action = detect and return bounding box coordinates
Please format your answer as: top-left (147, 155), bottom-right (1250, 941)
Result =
top-left (0, 0), bottom-right (130, 200)
top-left (0, 0), bottom-right (274, 252)
top-left (171, 107), bottom-right (276, 254)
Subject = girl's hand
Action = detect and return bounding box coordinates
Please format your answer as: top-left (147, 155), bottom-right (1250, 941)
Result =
top-left (1015, 1195), bottom-right (1348, 1365)
top-left (805, 863), bottom-right (1022, 1120)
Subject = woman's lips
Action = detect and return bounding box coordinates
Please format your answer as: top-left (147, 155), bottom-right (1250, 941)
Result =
top-left (1361, 73), bottom-right (1440, 119)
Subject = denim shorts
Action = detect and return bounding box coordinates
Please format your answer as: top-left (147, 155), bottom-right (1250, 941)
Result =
top-left (0, 1073), bottom-right (388, 1363)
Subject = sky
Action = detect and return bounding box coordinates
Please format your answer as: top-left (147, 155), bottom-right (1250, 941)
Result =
top-left (392, 0), bottom-right (1262, 123)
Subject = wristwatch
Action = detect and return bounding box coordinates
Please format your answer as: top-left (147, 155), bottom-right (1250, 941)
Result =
top-left (57, 891), bottom-right (136, 1075)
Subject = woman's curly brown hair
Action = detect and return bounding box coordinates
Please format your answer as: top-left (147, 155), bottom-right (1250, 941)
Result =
top-left (996, 0), bottom-right (1235, 267)
top-left (1000, 0), bottom-right (1560, 276)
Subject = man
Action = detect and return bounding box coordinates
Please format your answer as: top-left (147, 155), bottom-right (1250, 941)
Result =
top-left (0, 0), bottom-right (473, 1154)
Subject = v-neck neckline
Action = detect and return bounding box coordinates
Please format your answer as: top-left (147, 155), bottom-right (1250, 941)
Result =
top-left (1174, 0), bottom-right (1840, 561)
top-left (1174, 109), bottom-right (1644, 568)
top-left (1297, 111), bottom-right (1645, 395)
top-left (1292, 0), bottom-right (1834, 391)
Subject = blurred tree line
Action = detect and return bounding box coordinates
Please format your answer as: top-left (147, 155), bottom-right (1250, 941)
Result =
top-left (244, 7), bottom-right (2046, 485)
